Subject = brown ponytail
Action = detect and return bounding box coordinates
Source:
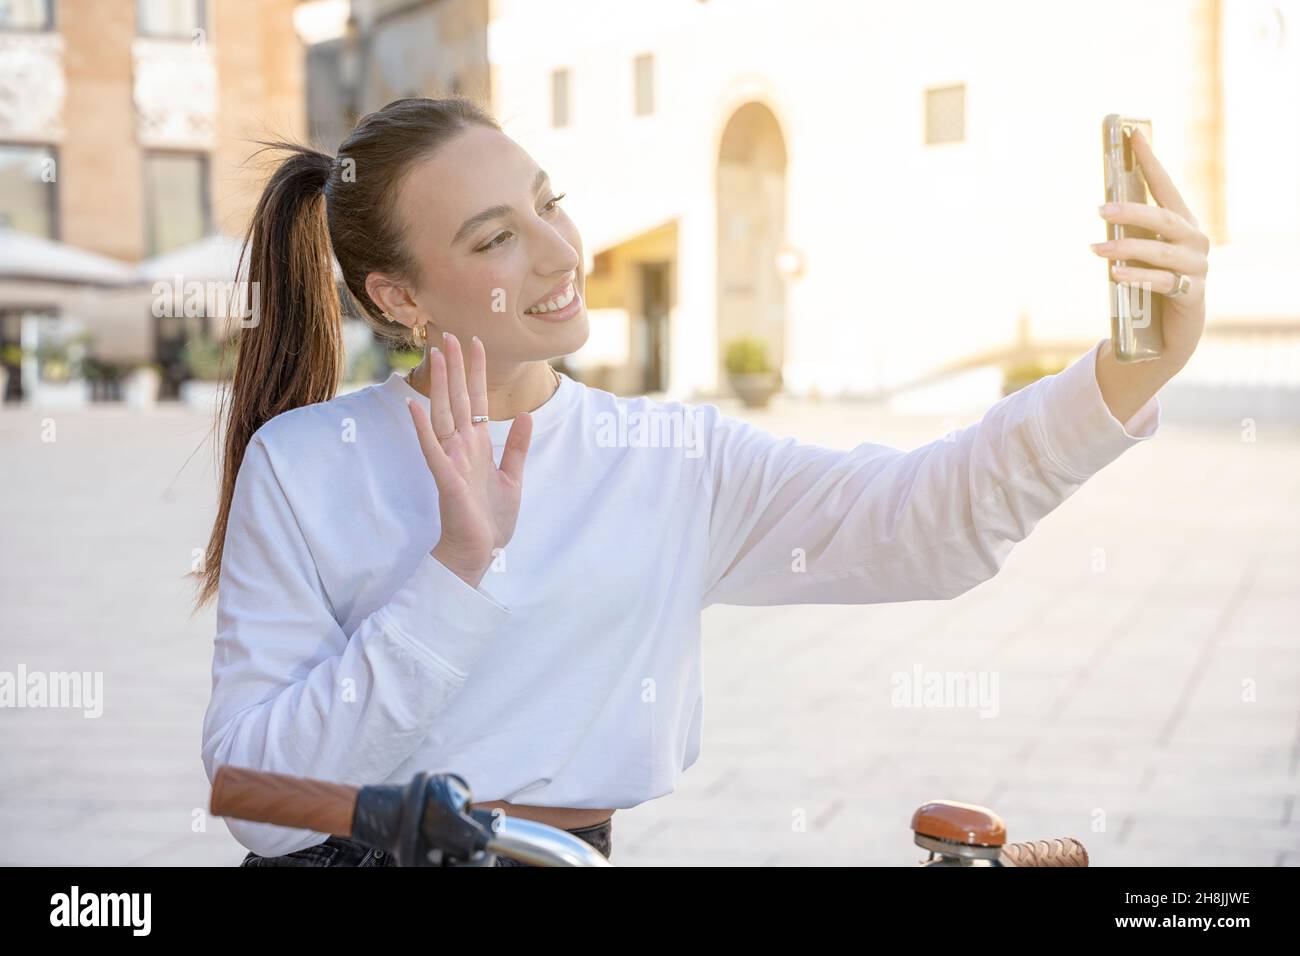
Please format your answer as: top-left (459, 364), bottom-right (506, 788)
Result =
top-left (192, 97), bottom-right (501, 612)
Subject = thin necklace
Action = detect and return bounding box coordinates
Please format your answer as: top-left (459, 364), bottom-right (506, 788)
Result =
top-left (405, 363), bottom-right (561, 404)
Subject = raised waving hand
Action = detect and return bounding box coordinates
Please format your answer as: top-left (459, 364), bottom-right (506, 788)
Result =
top-left (404, 333), bottom-right (532, 588)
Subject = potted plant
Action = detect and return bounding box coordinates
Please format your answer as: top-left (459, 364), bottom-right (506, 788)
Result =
top-left (387, 346), bottom-right (423, 375)
top-left (1001, 358), bottom-right (1066, 397)
top-left (337, 341), bottom-right (384, 396)
top-left (82, 356), bottom-right (121, 402)
top-left (125, 360), bottom-right (164, 409)
top-left (34, 330), bottom-right (93, 407)
top-left (180, 333), bottom-right (236, 410)
top-left (724, 336), bottom-right (782, 409)
top-left (0, 344), bottom-right (20, 404)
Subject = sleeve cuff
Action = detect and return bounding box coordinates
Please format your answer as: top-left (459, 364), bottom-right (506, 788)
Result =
top-left (374, 552), bottom-right (511, 678)
top-left (1032, 337), bottom-right (1162, 481)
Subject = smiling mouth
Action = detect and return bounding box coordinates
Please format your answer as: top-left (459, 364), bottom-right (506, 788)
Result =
top-left (522, 283), bottom-right (582, 323)
top-left (523, 280), bottom-right (577, 315)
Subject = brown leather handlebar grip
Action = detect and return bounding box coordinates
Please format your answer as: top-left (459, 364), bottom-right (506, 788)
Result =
top-left (210, 766), bottom-right (360, 838)
top-left (1001, 837), bottom-right (1089, 867)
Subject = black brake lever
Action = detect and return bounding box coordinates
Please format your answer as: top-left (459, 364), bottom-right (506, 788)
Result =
top-left (350, 772), bottom-right (495, 867)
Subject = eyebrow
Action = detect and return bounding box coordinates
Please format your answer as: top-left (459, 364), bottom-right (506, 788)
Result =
top-left (452, 168), bottom-right (551, 247)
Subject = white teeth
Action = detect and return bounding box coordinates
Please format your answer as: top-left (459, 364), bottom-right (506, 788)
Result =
top-left (524, 282), bottom-right (575, 314)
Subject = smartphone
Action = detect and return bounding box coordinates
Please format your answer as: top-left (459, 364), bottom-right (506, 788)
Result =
top-left (1102, 114), bottom-right (1164, 362)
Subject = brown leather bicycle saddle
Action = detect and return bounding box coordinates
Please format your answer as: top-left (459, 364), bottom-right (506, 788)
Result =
top-left (910, 799), bottom-right (1007, 847)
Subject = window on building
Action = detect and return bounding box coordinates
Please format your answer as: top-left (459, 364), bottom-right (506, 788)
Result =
top-left (143, 152), bottom-right (210, 256)
top-left (137, 0), bottom-right (205, 38)
top-left (0, 143), bottom-right (58, 238)
top-left (634, 54), bottom-right (654, 116)
top-left (925, 84), bottom-right (965, 144)
top-left (551, 68), bottom-right (570, 128)
top-left (0, 0), bottom-right (53, 30)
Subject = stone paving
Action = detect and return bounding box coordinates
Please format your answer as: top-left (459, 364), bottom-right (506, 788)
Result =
top-left (1, 386), bottom-right (1297, 866)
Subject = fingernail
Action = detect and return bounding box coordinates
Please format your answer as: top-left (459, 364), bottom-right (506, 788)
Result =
top-left (442, 331), bottom-right (449, 341)
top-left (472, 334), bottom-right (480, 344)
top-left (1099, 203), bottom-right (1116, 215)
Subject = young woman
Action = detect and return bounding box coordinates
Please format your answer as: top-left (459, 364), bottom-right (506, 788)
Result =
top-left (196, 98), bottom-right (1208, 867)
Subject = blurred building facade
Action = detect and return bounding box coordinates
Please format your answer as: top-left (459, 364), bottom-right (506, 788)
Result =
top-left (306, 0), bottom-right (1300, 410)
top-left (2, 0), bottom-right (1297, 415)
top-left (0, 0), bottom-right (304, 401)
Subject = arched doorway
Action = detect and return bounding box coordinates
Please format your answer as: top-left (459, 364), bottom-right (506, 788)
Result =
top-left (716, 102), bottom-right (788, 389)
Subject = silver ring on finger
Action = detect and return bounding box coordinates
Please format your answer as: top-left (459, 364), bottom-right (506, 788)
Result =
top-left (1167, 272), bottom-right (1191, 297)
top-left (471, 415), bottom-right (489, 424)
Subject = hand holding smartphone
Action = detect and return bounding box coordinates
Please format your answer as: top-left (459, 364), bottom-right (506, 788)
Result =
top-left (1102, 114), bottom-right (1164, 362)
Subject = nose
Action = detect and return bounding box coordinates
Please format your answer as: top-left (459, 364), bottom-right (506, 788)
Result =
top-left (529, 217), bottom-right (579, 280)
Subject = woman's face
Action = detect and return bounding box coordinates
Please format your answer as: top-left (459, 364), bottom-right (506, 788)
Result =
top-left (387, 124), bottom-right (589, 367)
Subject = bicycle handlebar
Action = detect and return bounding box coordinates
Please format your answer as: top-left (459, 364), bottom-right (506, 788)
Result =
top-left (210, 767), bottom-right (1088, 867)
top-left (210, 765), bottom-right (612, 867)
top-left (485, 816), bottom-right (614, 867)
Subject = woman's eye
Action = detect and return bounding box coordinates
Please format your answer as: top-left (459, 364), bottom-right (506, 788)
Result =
top-left (477, 194), bottom-right (565, 252)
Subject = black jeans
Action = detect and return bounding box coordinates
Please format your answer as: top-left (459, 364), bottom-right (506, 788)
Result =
top-left (239, 817), bottom-right (613, 867)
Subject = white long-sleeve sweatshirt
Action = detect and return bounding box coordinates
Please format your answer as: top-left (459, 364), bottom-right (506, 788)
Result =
top-left (200, 336), bottom-right (1160, 857)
